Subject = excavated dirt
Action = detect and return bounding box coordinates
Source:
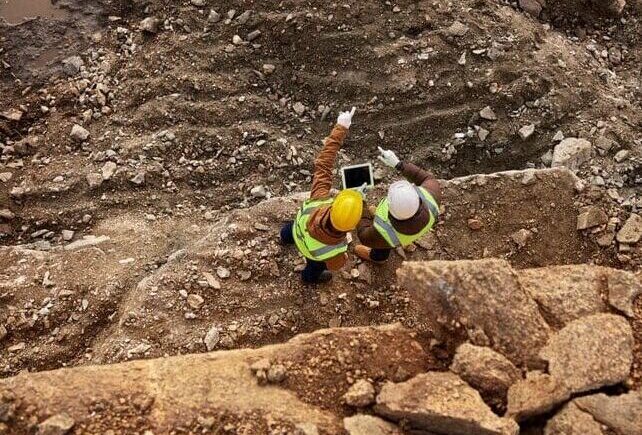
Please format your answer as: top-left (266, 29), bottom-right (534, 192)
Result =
top-left (1, 0), bottom-right (641, 433)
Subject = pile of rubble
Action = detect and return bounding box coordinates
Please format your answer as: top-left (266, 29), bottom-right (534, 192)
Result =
top-left (1, 258), bottom-right (639, 434)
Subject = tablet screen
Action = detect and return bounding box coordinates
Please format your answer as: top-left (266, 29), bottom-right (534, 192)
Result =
top-left (343, 165), bottom-right (373, 189)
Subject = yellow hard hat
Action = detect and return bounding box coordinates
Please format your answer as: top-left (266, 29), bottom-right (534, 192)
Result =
top-left (330, 189), bottom-right (363, 232)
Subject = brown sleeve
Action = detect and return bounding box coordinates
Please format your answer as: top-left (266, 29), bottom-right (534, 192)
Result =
top-left (325, 253), bottom-right (347, 271)
top-left (398, 161), bottom-right (442, 204)
top-left (310, 124), bottom-right (348, 200)
top-left (357, 217), bottom-right (394, 249)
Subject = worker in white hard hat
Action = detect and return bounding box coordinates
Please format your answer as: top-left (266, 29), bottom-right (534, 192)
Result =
top-left (354, 147), bottom-right (442, 263)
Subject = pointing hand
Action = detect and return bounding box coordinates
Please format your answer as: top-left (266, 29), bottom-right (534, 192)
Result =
top-left (377, 146), bottom-right (400, 168)
top-left (337, 106), bottom-right (356, 129)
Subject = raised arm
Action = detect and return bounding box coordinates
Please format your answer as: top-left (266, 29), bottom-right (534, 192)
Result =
top-left (310, 107), bottom-right (355, 199)
top-left (378, 147), bottom-right (442, 204)
top-left (397, 161), bottom-right (442, 204)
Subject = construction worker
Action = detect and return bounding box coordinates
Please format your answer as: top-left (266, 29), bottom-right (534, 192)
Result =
top-left (280, 107), bottom-right (363, 284)
top-left (355, 147), bottom-right (442, 263)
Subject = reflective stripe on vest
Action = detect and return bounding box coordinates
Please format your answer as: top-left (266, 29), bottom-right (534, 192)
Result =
top-left (293, 198), bottom-right (348, 261)
top-left (374, 186), bottom-right (438, 248)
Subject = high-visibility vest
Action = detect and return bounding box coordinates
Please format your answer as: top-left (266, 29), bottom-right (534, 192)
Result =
top-left (293, 198), bottom-right (348, 261)
top-left (373, 185), bottom-right (439, 248)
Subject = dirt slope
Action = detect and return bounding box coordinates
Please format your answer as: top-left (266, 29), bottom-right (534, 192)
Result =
top-left (1, 167), bottom-right (621, 378)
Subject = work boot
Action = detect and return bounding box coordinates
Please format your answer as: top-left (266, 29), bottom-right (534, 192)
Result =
top-left (354, 245), bottom-right (385, 264)
top-left (317, 270), bottom-right (333, 283)
top-left (303, 270), bottom-right (333, 285)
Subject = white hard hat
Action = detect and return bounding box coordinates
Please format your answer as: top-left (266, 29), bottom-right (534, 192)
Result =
top-left (388, 180), bottom-right (420, 220)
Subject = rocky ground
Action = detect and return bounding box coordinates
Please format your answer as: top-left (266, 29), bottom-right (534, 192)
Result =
top-left (1, 0), bottom-right (641, 433)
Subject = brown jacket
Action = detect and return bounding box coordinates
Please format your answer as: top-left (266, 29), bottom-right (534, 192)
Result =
top-left (357, 162), bottom-right (442, 249)
top-left (306, 124), bottom-right (349, 270)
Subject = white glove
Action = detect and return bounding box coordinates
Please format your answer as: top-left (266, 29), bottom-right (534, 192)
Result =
top-left (377, 147), bottom-right (401, 168)
top-left (354, 182), bottom-right (369, 199)
top-left (337, 107), bottom-right (356, 129)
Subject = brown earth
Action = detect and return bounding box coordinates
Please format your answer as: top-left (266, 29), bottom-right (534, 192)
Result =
top-left (1, 0), bottom-right (641, 433)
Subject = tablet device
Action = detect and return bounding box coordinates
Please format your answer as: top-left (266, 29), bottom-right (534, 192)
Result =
top-left (341, 163), bottom-right (374, 190)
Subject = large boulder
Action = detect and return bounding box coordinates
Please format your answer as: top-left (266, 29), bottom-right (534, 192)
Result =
top-left (539, 314), bottom-right (633, 393)
top-left (0, 324), bottom-right (429, 434)
top-left (517, 265), bottom-right (607, 327)
top-left (450, 343), bottom-right (522, 407)
top-left (544, 402), bottom-right (604, 435)
top-left (374, 372), bottom-right (519, 435)
top-left (574, 390), bottom-right (642, 435)
top-left (506, 372), bottom-right (571, 422)
top-left (398, 259), bottom-right (550, 367)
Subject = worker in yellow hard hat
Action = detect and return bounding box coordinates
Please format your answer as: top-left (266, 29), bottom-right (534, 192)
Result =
top-left (280, 107), bottom-right (363, 283)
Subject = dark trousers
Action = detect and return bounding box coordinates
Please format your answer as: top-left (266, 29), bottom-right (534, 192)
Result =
top-left (280, 221), bottom-right (328, 283)
top-left (371, 248), bottom-right (392, 262)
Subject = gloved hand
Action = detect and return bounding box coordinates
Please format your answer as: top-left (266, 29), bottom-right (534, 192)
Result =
top-left (377, 146), bottom-right (401, 168)
top-left (337, 107), bottom-right (356, 129)
top-left (354, 182), bottom-right (369, 199)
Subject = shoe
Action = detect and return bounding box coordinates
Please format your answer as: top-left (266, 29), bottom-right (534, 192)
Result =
top-left (302, 270), bottom-right (333, 285)
top-left (354, 245), bottom-right (386, 264)
top-left (317, 270), bottom-right (333, 283)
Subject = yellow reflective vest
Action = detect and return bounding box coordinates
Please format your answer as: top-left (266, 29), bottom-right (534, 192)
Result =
top-left (373, 185), bottom-right (439, 248)
top-left (293, 198), bottom-right (348, 261)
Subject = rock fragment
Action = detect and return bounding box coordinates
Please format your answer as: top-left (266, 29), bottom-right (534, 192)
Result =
top-left (208, 10), bottom-right (221, 22)
top-left (250, 185), bottom-right (267, 198)
top-left (140, 17), bottom-right (161, 33)
top-left (446, 21), bottom-right (469, 37)
top-left (293, 102), bottom-right (306, 115)
top-left (62, 56), bottom-right (84, 76)
top-left (606, 270), bottom-right (642, 317)
top-left (518, 124), bottom-right (535, 140)
top-left (574, 390), bottom-right (642, 435)
top-left (519, 0), bottom-right (543, 17)
top-left (375, 372), bottom-right (519, 435)
top-left (544, 402), bottom-right (603, 435)
top-left (86, 173), bottom-right (103, 189)
top-left (511, 228), bottom-right (533, 248)
top-left (102, 162), bottom-right (117, 180)
top-left (551, 138), bottom-right (592, 170)
top-left (130, 172), bottom-right (145, 185)
top-left (343, 379), bottom-right (376, 407)
top-left (343, 415), bottom-right (402, 435)
top-left (187, 294), bottom-right (204, 310)
top-left (294, 423), bottom-right (319, 435)
top-left (216, 266), bottom-right (230, 279)
top-left (539, 313), bottom-right (633, 393)
top-left (37, 413), bottom-right (75, 435)
top-left (203, 326), bottom-right (220, 351)
top-left (70, 124), bottom-right (90, 142)
top-left (479, 106), bottom-right (498, 121)
top-left (450, 343), bottom-right (521, 404)
top-left (616, 214), bottom-right (642, 244)
top-left (506, 371), bottom-right (571, 421)
top-left (0, 108), bottom-right (23, 121)
top-left (0, 209), bottom-right (15, 220)
top-left (267, 364), bottom-right (287, 383)
top-left (577, 207), bottom-right (608, 230)
top-left (64, 235), bottom-right (110, 251)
